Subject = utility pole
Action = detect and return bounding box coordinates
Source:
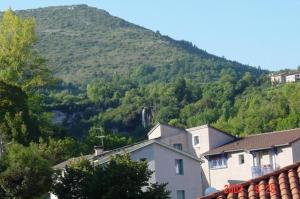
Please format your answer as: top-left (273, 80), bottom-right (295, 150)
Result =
top-left (94, 127), bottom-right (105, 148)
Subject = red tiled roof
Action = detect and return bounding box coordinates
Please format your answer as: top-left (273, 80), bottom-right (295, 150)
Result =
top-left (203, 128), bottom-right (300, 156)
top-left (198, 161), bottom-right (300, 199)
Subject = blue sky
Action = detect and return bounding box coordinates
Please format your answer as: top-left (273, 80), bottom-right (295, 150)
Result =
top-left (1, 0), bottom-right (299, 70)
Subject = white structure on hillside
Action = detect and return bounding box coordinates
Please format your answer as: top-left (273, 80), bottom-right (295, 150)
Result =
top-left (286, 72), bottom-right (300, 83)
top-left (270, 71), bottom-right (300, 85)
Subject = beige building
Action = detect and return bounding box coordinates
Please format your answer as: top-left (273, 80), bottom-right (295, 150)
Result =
top-left (202, 128), bottom-right (300, 190)
top-left (148, 123), bottom-right (236, 193)
top-left (270, 73), bottom-right (286, 85)
top-left (148, 124), bottom-right (300, 193)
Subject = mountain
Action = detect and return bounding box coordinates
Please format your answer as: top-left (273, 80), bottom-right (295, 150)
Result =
top-left (16, 4), bottom-right (262, 86)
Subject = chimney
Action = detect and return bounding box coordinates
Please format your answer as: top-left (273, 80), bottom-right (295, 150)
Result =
top-left (94, 146), bottom-right (104, 156)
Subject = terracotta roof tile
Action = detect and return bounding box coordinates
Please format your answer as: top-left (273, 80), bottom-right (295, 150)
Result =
top-left (203, 128), bottom-right (300, 156)
top-left (198, 162), bottom-right (300, 199)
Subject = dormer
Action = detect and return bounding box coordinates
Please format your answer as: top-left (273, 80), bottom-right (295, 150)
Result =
top-left (148, 123), bottom-right (188, 152)
top-left (186, 124), bottom-right (236, 157)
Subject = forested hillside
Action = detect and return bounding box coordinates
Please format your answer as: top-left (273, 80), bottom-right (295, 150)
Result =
top-left (16, 4), bottom-right (262, 86)
top-left (2, 5), bottom-right (300, 143)
top-left (1, 6), bottom-right (300, 198)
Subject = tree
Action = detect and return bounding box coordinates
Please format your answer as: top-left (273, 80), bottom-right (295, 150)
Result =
top-left (52, 154), bottom-right (170, 199)
top-left (0, 9), bottom-right (52, 91)
top-left (0, 81), bottom-right (39, 145)
top-left (52, 157), bottom-right (93, 199)
top-left (0, 143), bottom-right (53, 199)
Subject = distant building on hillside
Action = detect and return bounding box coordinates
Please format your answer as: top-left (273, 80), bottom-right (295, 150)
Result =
top-left (270, 70), bottom-right (300, 85)
top-left (270, 73), bottom-right (286, 85)
top-left (286, 72), bottom-right (300, 83)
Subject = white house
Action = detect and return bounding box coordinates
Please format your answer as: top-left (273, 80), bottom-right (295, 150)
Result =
top-left (147, 123), bottom-right (300, 192)
top-left (52, 139), bottom-right (204, 199)
top-left (201, 128), bottom-right (300, 190)
top-left (286, 72), bottom-right (300, 82)
top-left (270, 73), bottom-right (286, 85)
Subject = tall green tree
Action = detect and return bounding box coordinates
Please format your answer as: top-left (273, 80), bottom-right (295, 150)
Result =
top-left (0, 143), bottom-right (53, 199)
top-left (52, 154), bottom-right (170, 199)
top-left (0, 9), bottom-right (52, 91)
top-left (0, 81), bottom-right (39, 144)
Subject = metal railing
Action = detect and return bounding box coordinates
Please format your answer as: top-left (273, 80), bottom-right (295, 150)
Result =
top-left (251, 164), bottom-right (279, 178)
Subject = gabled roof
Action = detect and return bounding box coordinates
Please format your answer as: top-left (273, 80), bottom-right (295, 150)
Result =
top-left (53, 139), bottom-right (202, 170)
top-left (147, 122), bottom-right (187, 136)
top-left (203, 128), bottom-right (300, 156)
top-left (53, 154), bottom-right (94, 170)
top-left (187, 124), bottom-right (236, 139)
top-left (95, 139), bottom-right (203, 165)
top-left (198, 161), bottom-right (300, 199)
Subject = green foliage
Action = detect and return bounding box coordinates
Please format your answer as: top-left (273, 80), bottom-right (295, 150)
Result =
top-left (52, 154), bottom-right (170, 199)
top-left (0, 143), bottom-right (53, 199)
top-left (0, 9), bottom-right (53, 91)
top-left (81, 128), bottom-right (134, 154)
top-left (38, 137), bottom-right (80, 164)
top-left (0, 81), bottom-right (39, 145)
top-left (214, 83), bottom-right (300, 135)
top-left (15, 5), bottom-right (262, 86)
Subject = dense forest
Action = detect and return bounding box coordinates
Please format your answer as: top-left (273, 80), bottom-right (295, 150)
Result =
top-left (0, 6), bottom-right (300, 198)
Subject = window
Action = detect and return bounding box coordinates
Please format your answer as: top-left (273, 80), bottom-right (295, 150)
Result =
top-left (173, 143), bottom-right (183, 150)
top-left (193, 135), bottom-right (200, 146)
top-left (177, 190), bottom-right (185, 199)
top-left (175, 159), bottom-right (184, 175)
top-left (209, 155), bottom-right (227, 169)
top-left (239, 154), bottom-right (245, 164)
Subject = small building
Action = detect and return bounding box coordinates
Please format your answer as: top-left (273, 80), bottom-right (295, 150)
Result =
top-left (270, 73), bottom-right (286, 85)
top-left (286, 72), bottom-right (300, 83)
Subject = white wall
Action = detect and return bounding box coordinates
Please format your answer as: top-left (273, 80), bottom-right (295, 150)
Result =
top-left (276, 146), bottom-right (293, 168)
top-left (153, 143), bottom-right (203, 199)
top-left (130, 144), bottom-right (156, 185)
top-left (286, 75), bottom-right (296, 82)
top-left (292, 140), bottom-right (300, 163)
top-left (148, 124), bottom-right (189, 152)
top-left (148, 125), bottom-right (162, 140)
top-left (206, 151), bottom-right (253, 190)
top-left (186, 125), bottom-right (210, 157)
top-left (208, 128), bottom-right (235, 150)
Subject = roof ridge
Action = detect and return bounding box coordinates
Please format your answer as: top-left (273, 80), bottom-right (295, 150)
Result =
top-left (244, 127), bottom-right (300, 137)
top-left (199, 161), bottom-right (300, 199)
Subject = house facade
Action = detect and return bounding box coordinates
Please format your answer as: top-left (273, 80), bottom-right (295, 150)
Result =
top-left (52, 139), bottom-right (204, 199)
top-left (202, 128), bottom-right (300, 190)
top-left (52, 123), bottom-right (300, 199)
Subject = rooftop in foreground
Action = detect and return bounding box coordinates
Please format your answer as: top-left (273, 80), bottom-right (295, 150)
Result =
top-left (199, 161), bottom-right (300, 199)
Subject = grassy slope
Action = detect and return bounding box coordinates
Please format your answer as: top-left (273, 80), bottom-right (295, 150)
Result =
top-left (17, 4), bottom-right (260, 86)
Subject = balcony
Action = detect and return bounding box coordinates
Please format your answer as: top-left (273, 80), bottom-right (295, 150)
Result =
top-left (251, 164), bottom-right (279, 178)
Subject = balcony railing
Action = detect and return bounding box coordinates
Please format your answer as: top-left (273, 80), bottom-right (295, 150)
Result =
top-left (251, 164), bottom-right (279, 178)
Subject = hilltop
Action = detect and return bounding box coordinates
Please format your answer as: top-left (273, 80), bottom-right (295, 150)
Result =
top-left (16, 4), bottom-right (262, 86)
